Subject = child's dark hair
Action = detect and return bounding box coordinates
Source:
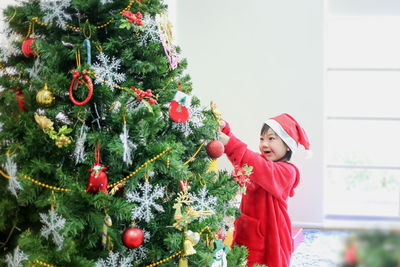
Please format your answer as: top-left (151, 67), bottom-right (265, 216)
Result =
top-left (261, 123), bottom-right (292, 161)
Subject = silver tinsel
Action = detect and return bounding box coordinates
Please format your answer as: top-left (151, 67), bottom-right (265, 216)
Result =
top-left (55, 112), bottom-right (72, 125)
top-left (119, 123), bottom-right (137, 166)
top-left (73, 125), bottom-right (88, 165)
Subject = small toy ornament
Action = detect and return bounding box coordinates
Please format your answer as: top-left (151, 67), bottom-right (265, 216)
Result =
top-left (169, 83), bottom-right (190, 123)
top-left (87, 142), bottom-right (108, 194)
top-left (206, 140), bottom-right (224, 159)
top-left (22, 38), bottom-right (35, 57)
top-left (209, 239), bottom-right (229, 267)
top-left (69, 69), bottom-right (93, 106)
top-left (36, 82), bottom-right (55, 106)
top-left (122, 226), bottom-right (144, 249)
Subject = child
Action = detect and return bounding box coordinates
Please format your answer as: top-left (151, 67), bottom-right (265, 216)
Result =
top-left (219, 113), bottom-right (310, 267)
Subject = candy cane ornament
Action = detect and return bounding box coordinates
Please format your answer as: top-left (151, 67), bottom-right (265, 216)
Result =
top-left (69, 69), bottom-right (93, 106)
top-left (102, 215), bottom-right (112, 247)
top-left (83, 38), bottom-right (92, 65)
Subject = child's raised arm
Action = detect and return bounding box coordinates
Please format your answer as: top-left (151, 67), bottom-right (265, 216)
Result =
top-left (222, 123), bottom-right (298, 200)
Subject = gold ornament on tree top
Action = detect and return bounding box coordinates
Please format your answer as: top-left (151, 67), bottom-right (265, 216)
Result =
top-left (36, 82), bottom-right (55, 106)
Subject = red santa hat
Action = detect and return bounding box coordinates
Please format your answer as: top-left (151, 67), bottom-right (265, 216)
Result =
top-left (265, 113), bottom-right (310, 156)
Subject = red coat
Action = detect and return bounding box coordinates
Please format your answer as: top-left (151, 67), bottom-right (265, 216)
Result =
top-left (222, 123), bottom-right (300, 267)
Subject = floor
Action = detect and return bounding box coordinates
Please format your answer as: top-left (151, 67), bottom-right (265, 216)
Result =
top-left (290, 229), bottom-right (352, 267)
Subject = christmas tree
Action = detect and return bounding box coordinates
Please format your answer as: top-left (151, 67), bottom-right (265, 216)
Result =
top-left (0, 0), bottom-right (247, 266)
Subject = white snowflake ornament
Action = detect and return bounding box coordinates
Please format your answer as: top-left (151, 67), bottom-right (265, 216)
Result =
top-left (92, 52), bottom-right (126, 91)
top-left (126, 181), bottom-right (165, 222)
top-left (39, 209), bottom-right (66, 250)
top-left (40, 0), bottom-right (72, 30)
top-left (188, 104), bottom-right (205, 128)
top-left (171, 104), bottom-right (205, 137)
top-left (190, 186), bottom-right (217, 222)
top-left (138, 14), bottom-right (160, 47)
top-left (5, 246), bottom-right (28, 267)
top-left (96, 251), bottom-right (133, 267)
top-left (3, 154), bottom-right (21, 197)
top-left (125, 245), bottom-right (149, 263)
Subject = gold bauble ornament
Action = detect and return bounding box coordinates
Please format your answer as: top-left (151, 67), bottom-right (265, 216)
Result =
top-left (36, 82), bottom-right (55, 106)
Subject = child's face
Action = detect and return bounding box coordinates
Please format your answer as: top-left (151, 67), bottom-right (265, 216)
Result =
top-left (259, 128), bottom-right (289, 161)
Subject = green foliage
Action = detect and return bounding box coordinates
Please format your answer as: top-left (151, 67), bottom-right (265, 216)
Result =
top-left (0, 0), bottom-right (247, 266)
top-left (341, 231), bottom-right (400, 267)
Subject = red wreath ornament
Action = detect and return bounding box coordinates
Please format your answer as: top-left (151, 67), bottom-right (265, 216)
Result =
top-left (69, 69), bottom-right (93, 106)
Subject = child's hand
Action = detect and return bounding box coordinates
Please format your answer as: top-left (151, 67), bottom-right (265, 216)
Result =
top-left (219, 132), bottom-right (229, 145)
top-left (219, 120), bottom-right (226, 132)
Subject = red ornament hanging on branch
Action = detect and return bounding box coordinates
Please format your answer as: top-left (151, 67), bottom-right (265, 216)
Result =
top-left (169, 82), bottom-right (190, 123)
top-left (122, 226), bottom-right (144, 249)
top-left (87, 142), bottom-right (108, 194)
top-left (69, 69), bottom-right (93, 106)
top-left (22, 38), bottom-right (35, 57)
top-left (13, 88), bottom-right (25, 113)
top-left (206, 139), bottom-right (224, 159)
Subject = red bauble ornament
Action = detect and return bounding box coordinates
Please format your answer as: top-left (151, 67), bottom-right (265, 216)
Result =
top-left (122, 227), bottom-right (144, 249)
top-left (206, 140), bottom-right (224, 159)
top-left (69, 69), bottom-right (93, 106)
top-left (22, 38), bottom-right (35, 57)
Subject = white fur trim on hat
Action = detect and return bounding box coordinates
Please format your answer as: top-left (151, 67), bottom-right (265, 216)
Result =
top-left (265, 119), bottom-right (298, 154)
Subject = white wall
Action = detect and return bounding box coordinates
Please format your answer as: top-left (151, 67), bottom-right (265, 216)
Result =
top-left (176, 0), bottom-right (324, 226)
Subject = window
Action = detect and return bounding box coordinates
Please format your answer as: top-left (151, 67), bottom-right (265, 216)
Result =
top-left (325, 3), bottom-right (400, 219)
